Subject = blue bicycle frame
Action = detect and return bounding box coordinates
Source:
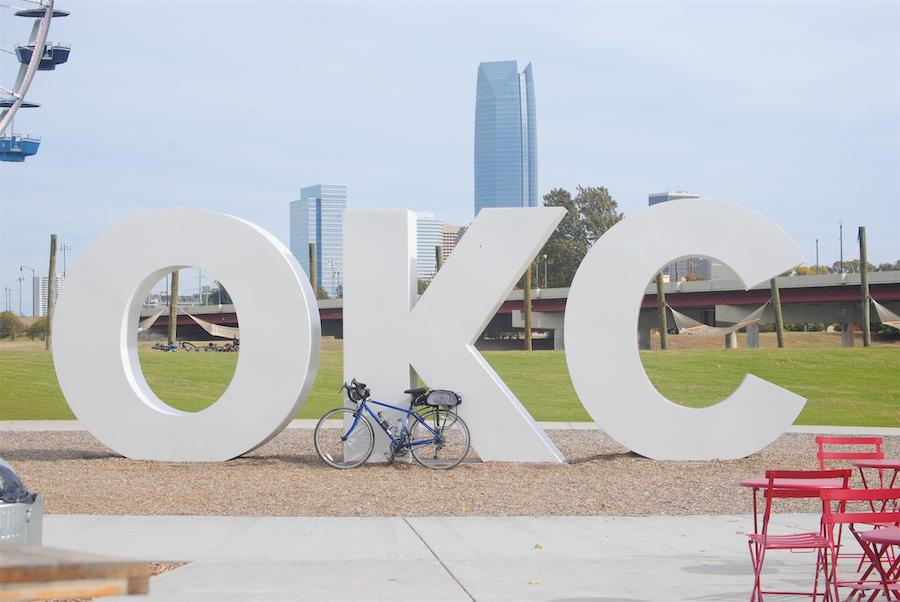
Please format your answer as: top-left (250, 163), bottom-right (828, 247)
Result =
top-left (343, 397), bottom-right (442, 448)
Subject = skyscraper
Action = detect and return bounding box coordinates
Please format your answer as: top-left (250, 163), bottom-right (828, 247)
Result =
top-left (441, 224), bottom-right (466, 263)
top-left (648, 191), bottom-right (711, 280)
top-left (474, 60), bottom-right (538, 215)
top-left (416, 212), bottom-right (443, 281)
top-left (290, 184), bottom-right (347, 297)
top-left (649, 191), bottom-right (700, 206)
top-left (35, 273), bottom-right (62, 317)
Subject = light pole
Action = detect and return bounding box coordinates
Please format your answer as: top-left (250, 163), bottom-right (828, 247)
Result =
top-left (3, 287), bottom-right (10, 312)
top-left (541, 254), bottom-right (548, 288)
top-left (16, 275), bottom-right (25, 316)
top-left (329, 258), bottom-right (335, 298)
top-left (20, 265), bottom-right (35, 316)
top-left (59, 242), bottom-right (72, 277)
top-left (838, 220), bottom-right (844, 273)
top-left (197, 268), bottom-right (202, 305)
top-left (815, 239), bottom-right (819, 274)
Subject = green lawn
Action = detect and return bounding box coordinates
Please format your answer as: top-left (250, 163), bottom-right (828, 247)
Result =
top-left (0, 344), bottom-right (897, 426)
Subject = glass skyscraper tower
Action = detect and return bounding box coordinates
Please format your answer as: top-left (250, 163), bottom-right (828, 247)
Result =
top-left (474, 60), bottom-right (538, 215)
top-left (290, 184), bottom-right (346, 297)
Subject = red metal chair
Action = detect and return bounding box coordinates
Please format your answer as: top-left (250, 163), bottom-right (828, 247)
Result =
top-left (816, 436), bottom-right (888, 570)
top-left (816, 436), bottom-right (884, 470)
top-left (820, 488), bottom-right (900, 601)
top-left (746, 469), bottom-right (852, 601)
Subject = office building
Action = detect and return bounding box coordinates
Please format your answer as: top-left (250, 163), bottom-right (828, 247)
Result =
top-left (290, 184), bottom-right (347, 298)
top-left (649, 191), bottom-right (700, 206)
top-left (416, 213), bottom-right (443, 281)
top-left (474, 60), bottom-right (538, 215)
top-left (34, 274), bottom-right (62, 317)
top-left (441, 224), bottom-right (466, 262)
top-left (648, 191), bottom-right (711, 281)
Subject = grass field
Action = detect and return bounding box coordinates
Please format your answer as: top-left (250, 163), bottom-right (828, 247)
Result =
top-left (1, 340), bottom-right (897, 426)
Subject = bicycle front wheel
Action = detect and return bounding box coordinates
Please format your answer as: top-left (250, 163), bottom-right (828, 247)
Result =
top-left (314, 407), bottom-right (375, 469)
top-left (410, 408), bottom-right (470, 470)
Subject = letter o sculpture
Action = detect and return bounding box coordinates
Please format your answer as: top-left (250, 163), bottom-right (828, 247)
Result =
top-left (53, 209), bottom-right (320, 461)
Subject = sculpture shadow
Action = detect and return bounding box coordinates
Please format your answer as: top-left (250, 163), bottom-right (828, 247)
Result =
top-left (567, 451), bottom-right (638, 465)
top-left (0, 449), bottom-right (120, 461)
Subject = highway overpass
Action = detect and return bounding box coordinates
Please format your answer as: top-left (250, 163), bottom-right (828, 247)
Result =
top-left (140, 271), bottom-right (900, 349)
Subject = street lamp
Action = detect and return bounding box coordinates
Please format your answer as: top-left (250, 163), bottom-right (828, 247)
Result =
top-left (20, 265), bottom-right (35, 316)
top-left (59, 242), bottom-right (72, 277)
top-left (329, 258), bottom-right (336, 298)
top-left (838, 220), bottom-right (844, 274)
top-left (541, 254), bottom-right (548, 288)
top-left (16, 275), bottom-right (25, 316)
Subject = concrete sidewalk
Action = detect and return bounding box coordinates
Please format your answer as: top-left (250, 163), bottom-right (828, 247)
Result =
top-left (44, 513), bottom-right (836, 601)
top-left (5, 419), bottom-right (900, 436)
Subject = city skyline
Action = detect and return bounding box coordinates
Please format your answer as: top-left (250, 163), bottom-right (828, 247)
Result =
top-left (1, 1), bottom-right (898, 301)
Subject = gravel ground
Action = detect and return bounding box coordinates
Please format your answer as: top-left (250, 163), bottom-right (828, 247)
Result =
top-left (3, 430), bottom-right (897, 517)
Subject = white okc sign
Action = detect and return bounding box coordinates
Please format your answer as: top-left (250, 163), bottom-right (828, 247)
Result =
top-left (52, 209), bottom-right (320, 461)
top-left (52, 201), bottom-right (806, 462)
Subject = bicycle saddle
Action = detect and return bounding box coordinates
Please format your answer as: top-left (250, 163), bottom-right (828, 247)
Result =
top-left (404, 387), bottom-right (429, 396)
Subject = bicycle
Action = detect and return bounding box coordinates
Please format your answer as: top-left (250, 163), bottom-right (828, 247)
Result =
top-left (313, 378), bottom-right (470, 470)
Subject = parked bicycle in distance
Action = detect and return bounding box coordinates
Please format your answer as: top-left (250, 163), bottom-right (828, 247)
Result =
top-left (314, 378), bottom-right (470, 470)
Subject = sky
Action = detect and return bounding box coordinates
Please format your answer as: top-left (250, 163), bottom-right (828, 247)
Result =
top-left (1, 0), bottom-right (898, 310)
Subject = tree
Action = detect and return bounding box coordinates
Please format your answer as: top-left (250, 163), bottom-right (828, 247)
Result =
top-left (417, 279), bottom-right (430, 295)
top-left (832, 259), bottom-right (877, 274)
top-left (793, 265), bottom-right (831, 276)
top-left (203, 281), bottom-right (233, 305)
top-left (0, 311), bottom-right (23, 340)
top-left (538, 186), bottom-right (624, 287)
top-left (27, 317), bottom-right (49, 341)
top-left (315, 287), bottom-right (330, 300)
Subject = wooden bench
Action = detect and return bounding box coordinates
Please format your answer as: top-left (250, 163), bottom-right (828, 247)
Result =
top-left (0, 544), bottom-right (151, 600)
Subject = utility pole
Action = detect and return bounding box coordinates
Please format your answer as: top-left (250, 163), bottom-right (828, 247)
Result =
top-left (46, 234), bottom-right (58, 351)
top-left (59, 242), bottom-right (72, 277)
top-left (167, 270), bottom-right (179, 345)
top-left (435, 245), bottom-right (443, 273)
top-left (20, 266), bottom-right (35, 316)
top-left (16, 275), bottom-right (25, 316)
top-left (770, 277), bottom-right (785, 348)
top-left (542, 254), bottom-right (548, 288)
top-left (839, 220), bottom-right (844, 273)
top-left (859, 226), bottom-right (871, 347)
top-left (308, 243), bottom-right (317, 296)
top-left (655, 272), bottom-right (669, 350)
top-left (815, 239), bottom-right (819, 275)
top-left (523, 262), bottom-right (533, 351)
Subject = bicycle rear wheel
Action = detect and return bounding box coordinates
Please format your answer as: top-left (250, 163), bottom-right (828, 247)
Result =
top-left (410, 408), bottom-right (470, 470)
top-left (314, 408), bottom-right (374, 469)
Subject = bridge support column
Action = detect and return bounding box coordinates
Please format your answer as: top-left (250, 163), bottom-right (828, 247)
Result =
top-left (746, 324), bottom-right (759, 349)
top-left (553, 327), bottom-right (565, 350)
top-left (841, 324), bottom-right (854, 347)
top-left (725, 331), bottom-right (738, 349)
top-left (638, 328), bottom-right (651, 350)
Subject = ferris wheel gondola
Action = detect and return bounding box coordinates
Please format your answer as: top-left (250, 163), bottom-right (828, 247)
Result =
top-left (0, 0), bottom-right (70, 162)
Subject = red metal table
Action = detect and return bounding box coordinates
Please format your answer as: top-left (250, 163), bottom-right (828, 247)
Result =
top-left (740, 477), bottom-right (847, 534)
top-left (854, 458), bottom-right (900, 491)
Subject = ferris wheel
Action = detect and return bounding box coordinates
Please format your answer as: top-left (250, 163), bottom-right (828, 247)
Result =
top-left (0, 0), bottom-right (70, 162)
